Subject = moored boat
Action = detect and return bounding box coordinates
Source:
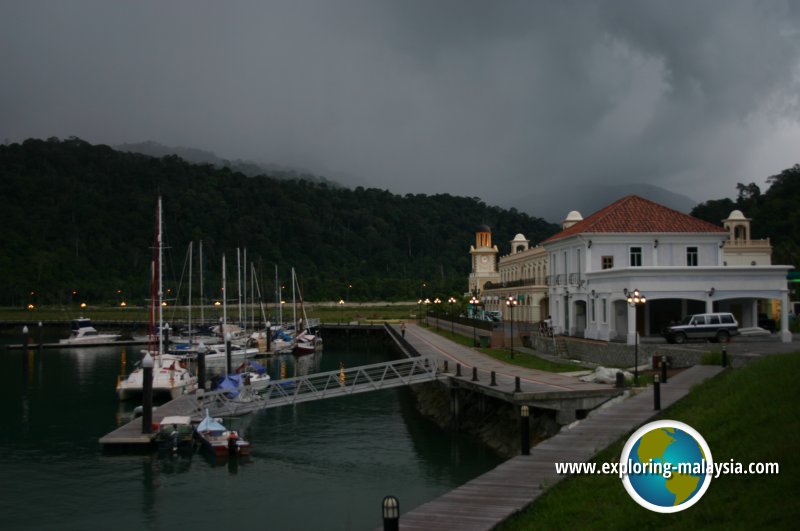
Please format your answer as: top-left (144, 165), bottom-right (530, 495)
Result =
top-left (195, 411), bottom-right (251, 457)
top-left (59, 318), bottom-right (121, 345)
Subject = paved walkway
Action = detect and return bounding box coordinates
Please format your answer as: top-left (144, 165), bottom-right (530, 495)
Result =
top-left (402, 323), bottom-right (613, 396)
top-left (390, 324), bottom-right (725, 530)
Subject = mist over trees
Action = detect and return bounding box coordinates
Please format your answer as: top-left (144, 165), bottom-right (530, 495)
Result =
top-left (0, 137), bottom-right (558, 306)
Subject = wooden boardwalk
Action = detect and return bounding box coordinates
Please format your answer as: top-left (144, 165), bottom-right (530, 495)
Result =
top-left (392, 364), bottom-right (724, 530)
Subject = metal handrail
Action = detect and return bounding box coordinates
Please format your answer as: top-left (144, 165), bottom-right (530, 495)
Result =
top-left (193, 356), bottom-right (439, 417)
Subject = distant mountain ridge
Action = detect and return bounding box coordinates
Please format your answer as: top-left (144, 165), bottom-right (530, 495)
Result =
top-left (115, 140), bottom-right (341, 186)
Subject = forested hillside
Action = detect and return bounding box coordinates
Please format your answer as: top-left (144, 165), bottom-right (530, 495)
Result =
top-left (0, 137), bottom-right (558, 306)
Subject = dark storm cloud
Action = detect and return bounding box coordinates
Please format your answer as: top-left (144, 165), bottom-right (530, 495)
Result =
top-left (2, 1), bottom-right (799, 220)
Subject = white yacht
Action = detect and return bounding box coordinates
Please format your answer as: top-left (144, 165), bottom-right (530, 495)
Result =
top-left (59, 318), bottom-right (120, 345)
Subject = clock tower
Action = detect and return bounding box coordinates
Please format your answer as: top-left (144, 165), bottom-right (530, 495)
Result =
top-left (469, 224), bottom-right (500, 294)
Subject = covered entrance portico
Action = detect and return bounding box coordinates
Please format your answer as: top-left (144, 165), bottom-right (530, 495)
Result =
top-left (555, 266), bottom-right (793, 344)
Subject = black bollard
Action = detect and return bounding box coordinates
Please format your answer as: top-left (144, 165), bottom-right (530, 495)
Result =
top-left (225, 333), bottom-right (232, 375)
top-left (141, 354), bottom-right (154, 434)
top-left (197, 344), bottom-right (206, 390)
top-left (472, 367), bottom-right (478, 382)
top-left (382, 496), bottom-right (399, 531)
top-left (722, 345), bottom-right (728, 368)
top-left (653, 374), bottom-right (661, 410)
top-left (660, 355), bottom-right (668, 384)
top-left (616, 371), bottom-right (625, 388)
top-left (520, 405), bottom-right (530, 455)
top-left (456, 363), bottom-right (462, 377)
top-left (515, 376), bottom-right (521, 393)
top-left (490, 371), bottom-right (497, 386)
top-left (443, 360), bottom-right (449, 373)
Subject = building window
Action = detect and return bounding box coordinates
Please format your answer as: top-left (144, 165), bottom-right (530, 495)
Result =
top-left (602, 256), bottom-right (614, 270)
top-left (630, 247), bottom-right (642, 267)
top-left (687, 246), bottom-right (698, 267)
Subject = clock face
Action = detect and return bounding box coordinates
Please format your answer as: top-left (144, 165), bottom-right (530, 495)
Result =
top-left (481, 256), bottom-right (489, 264)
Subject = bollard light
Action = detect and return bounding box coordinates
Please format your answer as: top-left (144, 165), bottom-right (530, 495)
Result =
top-left (382, 495), bottom-right (399, 531)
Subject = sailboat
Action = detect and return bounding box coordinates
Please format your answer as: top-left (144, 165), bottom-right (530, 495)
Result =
top-left (291, 268), bottom-right (322, 356)
top-left (116, 197), bottom-right (198, 400)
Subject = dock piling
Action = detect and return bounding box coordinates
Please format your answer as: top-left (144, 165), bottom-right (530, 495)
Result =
top-left (141, 353), bottom-right (154, 434)
top-left (514, 376), bottom-right (521, 393)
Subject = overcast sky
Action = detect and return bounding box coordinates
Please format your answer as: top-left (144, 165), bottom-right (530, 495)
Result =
top-left (2, 1), bottom-right (800, 219)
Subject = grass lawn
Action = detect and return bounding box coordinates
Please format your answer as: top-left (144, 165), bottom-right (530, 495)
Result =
top-left (0, 304), bottom-right (418, 324)
top-left (424, 325), bottom-right (580, 373)
top-left (497, 352), bottom-right (800, 530)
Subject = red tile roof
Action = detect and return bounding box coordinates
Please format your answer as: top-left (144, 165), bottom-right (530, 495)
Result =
top-left (542, 195), bottom-right (726, 244)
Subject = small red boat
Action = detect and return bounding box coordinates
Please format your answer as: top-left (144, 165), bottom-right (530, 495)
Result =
top-left (195, 411), bottom-right (251, 457)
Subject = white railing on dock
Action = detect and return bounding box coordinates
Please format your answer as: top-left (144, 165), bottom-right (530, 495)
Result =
top-left (194, 356), bottom-right (439, 417)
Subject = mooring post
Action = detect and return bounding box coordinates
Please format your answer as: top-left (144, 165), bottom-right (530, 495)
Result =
top-left (722, 345), bottom-right (728, 368)
top-left (520, 405), bottom-right (530, 455)
top-left (141, 353), bottom-right (154, 434)
top-left (382, 495), bottom-right (399, 531)
top-left (514, 376), bottom-right (521, 393)
top-left (225, 332), bottom-right (232, 375)
top-left (660, 355), bottom-right (668, 384)
top-left (443, 360), bottom-right (449, 373)
top-left (490, 371), bottom-right (497, 386)
top-left (471, 367), bottom-right (478, 382)
top-left (197, 342), bottom-right (207, 390)
top-left (616, 371), bottom-right (625, 388)
top-left (456, 363), bottom-right (462, 377)
top-left (653, 373), bottom-right (661, 410)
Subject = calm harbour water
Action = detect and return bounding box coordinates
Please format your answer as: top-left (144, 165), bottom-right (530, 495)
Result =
top-left (0, 330), bottom-right (503, 531)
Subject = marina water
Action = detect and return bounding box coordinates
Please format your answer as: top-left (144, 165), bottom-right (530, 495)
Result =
top-left (1, 331), bottom-right (503, 530)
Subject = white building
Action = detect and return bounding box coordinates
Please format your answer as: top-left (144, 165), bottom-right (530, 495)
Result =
top-left (540, 195), bottom-right (792, 344)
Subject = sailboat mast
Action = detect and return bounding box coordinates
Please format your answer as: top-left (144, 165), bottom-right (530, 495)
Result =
top-left (222, 254), bottom-right (227, 336)
top-left (188, 241), bottom-right (193, 344)
top-left (243, 248), bottom-right (248, 332)
top-left (237, 247), bottom-right (242, 329)
top-left (276, 265), bottom-right (282, 327)
top-left (199, 240), bottom-right (204, 327)
top-left (157, 197), bottom-right (164, 362)
top-left (292, 267), bottom-right (297, 332)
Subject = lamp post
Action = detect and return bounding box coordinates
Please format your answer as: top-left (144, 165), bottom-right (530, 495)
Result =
top-left (382, 495), bottom-right (399, 531)
top-left (417, 299), bottom-right (422, 325)
top-left (338, 299), bottom-right (345, 324)
top-left (626, 288), bottom-right (646, 386)
top-left (423, 298), bottom-right (431, 327)
top-left (469, 296), bottom-right (479, 346)
top-left (506, 296), bottom-right (518, 359)
top-left (434, 298), bottom-right (442, 330)
top-left (447, 296), bottom-right (457, 335)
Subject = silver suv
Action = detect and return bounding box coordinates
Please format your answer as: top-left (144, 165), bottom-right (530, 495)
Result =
top-left (662, 312), bottom-right (739, 344)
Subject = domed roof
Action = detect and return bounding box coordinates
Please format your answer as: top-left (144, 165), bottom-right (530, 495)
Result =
top-left (476, 224), bottom-right (492, 233)
top-left (512, 233), bottom-right (528, 241)
top-left (727, 209), bottom-right (746, 220)
top-left (564, 210), bottom-right (583, 222)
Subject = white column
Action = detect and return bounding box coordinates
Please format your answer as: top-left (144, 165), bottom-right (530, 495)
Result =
top-left (781, 291), bottom-right (792, 343)
top-left (705, 294), bottom-right (714, 313)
